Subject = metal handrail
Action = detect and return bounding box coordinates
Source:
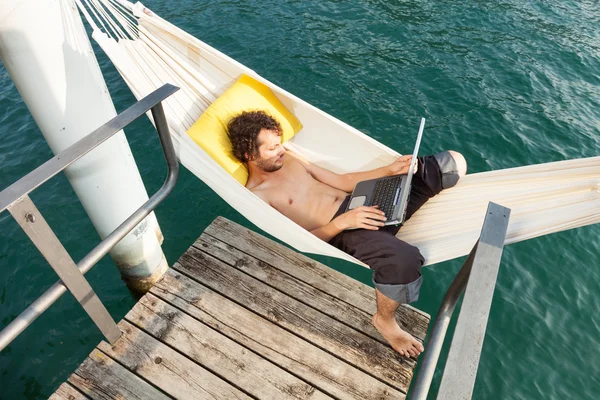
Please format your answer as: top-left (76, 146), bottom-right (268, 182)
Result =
top-left (409, 202), bottom-right (510, 400)
top-left (0, 84), bottom-right (180, 351)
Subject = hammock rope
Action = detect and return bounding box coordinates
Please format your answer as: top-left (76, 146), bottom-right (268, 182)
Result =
top-left (73, 0), bottom-right (600, 267)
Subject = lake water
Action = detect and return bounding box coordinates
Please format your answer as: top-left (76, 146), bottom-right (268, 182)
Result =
top-left (1, 0), bottom-right (599, 398)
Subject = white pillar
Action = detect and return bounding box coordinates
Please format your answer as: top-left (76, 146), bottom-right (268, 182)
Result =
top-left (0, 0), bottom-right (168, 291)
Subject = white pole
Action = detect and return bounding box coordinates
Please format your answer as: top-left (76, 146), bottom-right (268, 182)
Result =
top-left (0, 0), bottom-right (168, 292)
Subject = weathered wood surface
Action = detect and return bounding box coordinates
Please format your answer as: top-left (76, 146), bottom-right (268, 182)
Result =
top-left (48, 383), bottom-right (88, 400)
top-left (197, 235), bottom-right (396, 345)
top-left (68, 349), bottom-right (171, 400)
top-left (127, 294), bottom-right (331, 400)
top-left (153, 270), bottom-right (405, 400)
top-left (205, 217), bottom-right (430, 334)
top-left (176, 247), bottom-right (415, 390)
top-left (98, 321), bottom-right (250, 400)
top-left (53, 216), bottom-right (430, 400)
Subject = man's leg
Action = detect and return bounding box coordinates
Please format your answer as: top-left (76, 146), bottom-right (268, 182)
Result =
top-left (401, 150), bottom-right (467, 223)
top-left (329, 151), bottom-right (467, 356)
top-left (372, 151), bottom-right (466, 356)
top-left (372, 289), bottom-right (424, 357)
top-left (368, 235), bottom-right (425, 358)
top-left (330, 227), bottom-right (426, 357)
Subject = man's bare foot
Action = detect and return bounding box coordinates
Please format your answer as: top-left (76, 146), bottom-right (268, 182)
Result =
top-left (372, 313), bottom-right (424, 357)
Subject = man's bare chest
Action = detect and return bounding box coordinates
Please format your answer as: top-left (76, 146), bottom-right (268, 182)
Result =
top-left (267, 167), bottom-right (317, 207)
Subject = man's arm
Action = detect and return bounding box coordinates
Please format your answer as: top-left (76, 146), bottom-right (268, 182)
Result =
top-left (310, 221), bottom-right (344, 242)
top-left (310, 205), bottom-right (387, 242)
top-left (286, 151), bottom-right (415, 192)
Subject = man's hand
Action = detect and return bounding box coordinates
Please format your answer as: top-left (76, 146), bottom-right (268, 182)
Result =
top-left (333, 206), bottom-right (387, 231)
top-left (388, 155), bottom-right (418, 175)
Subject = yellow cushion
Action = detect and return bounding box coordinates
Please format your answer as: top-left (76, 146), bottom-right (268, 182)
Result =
top-left (187, 74), bottom-right (303, 184)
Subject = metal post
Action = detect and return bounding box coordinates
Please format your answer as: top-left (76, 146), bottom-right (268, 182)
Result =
top-left (436, 204), bottom-right (510, 399)
top-left (409, 246), bottom-right (477, 400)
top-left (409, 202), bottom-right (510, 400)
top-left (8, 196), bottom-right (121, 344)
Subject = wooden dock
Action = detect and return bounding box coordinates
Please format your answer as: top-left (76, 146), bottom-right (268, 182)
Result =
top-left (50, 217), bottom-right (431, 399)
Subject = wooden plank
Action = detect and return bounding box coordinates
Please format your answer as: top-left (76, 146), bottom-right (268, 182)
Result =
top-left (126, 293), bottom-right (331, 400)
top-left (205, 217), bottom-right (372, 308)
top-left (196, 234), bottom-right (426, 342)
top-left (152, 270), bottom-right (405, 400)
top-left (206, 217), bottom-right (430, 324)
top-left (174, 249), bottom-right (415, 392)
top-left (49, 383), bottom-right (89, 400)
top-left (97, 321), bottom-right (251, 400)
top-left (67, 349), bottom-right (171, 400)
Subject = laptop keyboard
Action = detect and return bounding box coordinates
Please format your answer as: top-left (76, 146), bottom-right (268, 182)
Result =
top-left (371, 175), bottom-right (403, 218)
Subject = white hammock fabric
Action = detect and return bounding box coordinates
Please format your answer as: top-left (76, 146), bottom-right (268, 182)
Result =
top-left (75, 0), bottom-right (600, 267)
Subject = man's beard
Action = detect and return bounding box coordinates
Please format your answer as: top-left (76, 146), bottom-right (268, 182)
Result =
top-left (256, 155), bottom-right (284, 172)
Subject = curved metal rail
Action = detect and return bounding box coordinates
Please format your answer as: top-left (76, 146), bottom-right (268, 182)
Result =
top-left (0, 84), bottom-right (180, 351)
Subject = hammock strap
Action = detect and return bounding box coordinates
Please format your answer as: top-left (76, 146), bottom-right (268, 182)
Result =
top-left (74, 0), bottom-right (102, 34)
top-left (86, 0), bottom-right (123, 39)
top-left (76, 0), bottom-right (137, 40)
top-left (103, 0), bottom-right (139, 37)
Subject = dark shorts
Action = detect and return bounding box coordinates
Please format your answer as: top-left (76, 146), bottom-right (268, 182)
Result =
top-left (328, 151), bottom-right (460, 304)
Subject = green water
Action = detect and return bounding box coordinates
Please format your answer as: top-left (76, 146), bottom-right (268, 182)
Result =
top-left (1, 0), bottom-right (599, 398)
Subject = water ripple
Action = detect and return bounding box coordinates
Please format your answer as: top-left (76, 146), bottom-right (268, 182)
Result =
top-left (1, 0), bottom-right (599, 398)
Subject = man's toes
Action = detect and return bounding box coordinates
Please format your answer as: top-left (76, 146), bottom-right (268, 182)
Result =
top-left (407, 347), bottom-right (417, 357)
top-left (411, 345), bottom-right (422, 356)
top-left (412, 339), bottom-right (424, 353)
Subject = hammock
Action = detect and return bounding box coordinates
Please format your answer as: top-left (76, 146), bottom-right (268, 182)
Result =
top-left (75, 0), bottom-right (600, 267)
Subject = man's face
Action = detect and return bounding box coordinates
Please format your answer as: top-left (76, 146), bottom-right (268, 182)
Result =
top-left (251, 129), bottom-right (285, 172)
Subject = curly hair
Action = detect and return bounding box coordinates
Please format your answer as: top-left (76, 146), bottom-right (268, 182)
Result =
top-left (227, 111), bottom-right (283, 163)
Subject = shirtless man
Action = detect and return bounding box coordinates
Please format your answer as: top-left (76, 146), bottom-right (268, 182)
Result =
top-left (227, 111), bottom-right (467, 357)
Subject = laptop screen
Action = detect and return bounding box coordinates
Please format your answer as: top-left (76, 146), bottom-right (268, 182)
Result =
top-left (396, 118), bottom-right (425, 210)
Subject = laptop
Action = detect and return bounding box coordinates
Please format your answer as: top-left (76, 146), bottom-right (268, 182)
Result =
top-left (346, 118), bottom-right (425, 226)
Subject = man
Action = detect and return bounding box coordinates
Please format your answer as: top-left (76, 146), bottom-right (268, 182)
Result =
top-left (227, 110), bottom-right (467, 357)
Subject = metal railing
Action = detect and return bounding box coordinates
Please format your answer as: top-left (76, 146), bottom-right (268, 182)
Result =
top-left (0, 84), bottom-right (180, 351)
top-left (409, 202), bottom-right (511, 400)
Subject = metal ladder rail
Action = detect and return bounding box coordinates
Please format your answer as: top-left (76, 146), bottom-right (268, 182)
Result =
top-left (409, 202), bottom-right (511, 400)
top-left (0, 84), bottom-right (180, 351)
